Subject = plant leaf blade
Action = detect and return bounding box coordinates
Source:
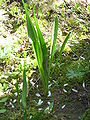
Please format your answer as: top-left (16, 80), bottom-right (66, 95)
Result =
top-left (49, 16), bottom-right (58, 73)
top-left (51, 32), bottom-right (71, 75)
top-left (33, 8), bottom-right (48, 81)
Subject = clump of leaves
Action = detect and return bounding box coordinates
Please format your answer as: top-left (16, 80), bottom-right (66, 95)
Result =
top-left (22, 0), bottom-right (70, 96)
top-left (67, 61), bottom-right (90, 79)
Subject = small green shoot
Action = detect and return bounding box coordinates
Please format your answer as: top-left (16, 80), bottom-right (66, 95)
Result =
top-left (22, 62), bottom-right (27, 120)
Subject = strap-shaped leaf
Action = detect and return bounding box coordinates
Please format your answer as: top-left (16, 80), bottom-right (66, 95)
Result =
top-left (51, 32), bottom-right (71, 75)
top-left (49, 16), bottom-right (58, 73)
top-left (59, 32), bottom-right (71, 59)
top-left (50, 16), bottom-right (58, 57)
top-left (33, 8), bottom-right (48, 76)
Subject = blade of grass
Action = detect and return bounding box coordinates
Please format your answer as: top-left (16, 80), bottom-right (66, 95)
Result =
top-left (50, 32), bottom-right (71, 75)
top-left (49, 16), bottom-right (58, 74)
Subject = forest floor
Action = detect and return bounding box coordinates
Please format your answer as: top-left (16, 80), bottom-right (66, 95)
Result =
top-left (0, 0), bottom-right (90, 120)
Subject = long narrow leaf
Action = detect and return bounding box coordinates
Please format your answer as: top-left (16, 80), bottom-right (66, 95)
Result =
top-left (22, 62), bottom-right (27, 120)
top-left (51, 32), bottom-right (71, 75)
top-left (33, 8), bottom-right (48, 76)
top-left (49, 16), bottom-right (58, 73)
top-left (58, 32), bottom-right (71, 57)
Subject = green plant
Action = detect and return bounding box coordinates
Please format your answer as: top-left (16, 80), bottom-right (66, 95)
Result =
top-left (22, 62), bottom-right (27, 120)
top-left (22, 0), bottom-right (70, 96)
top-left (30, 110), bottom-right (44, 120)
top-left (67, 61), bottom-right (90, 79)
